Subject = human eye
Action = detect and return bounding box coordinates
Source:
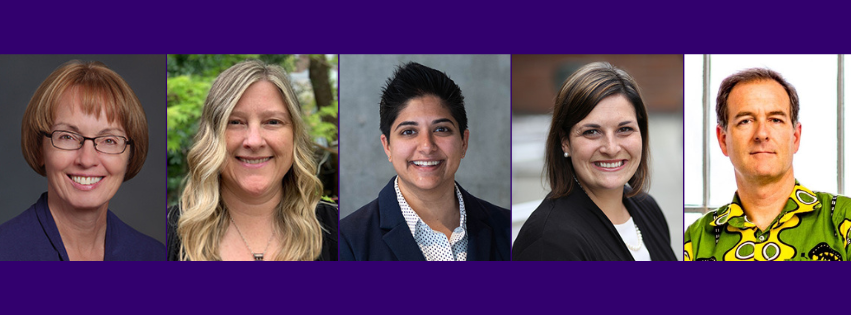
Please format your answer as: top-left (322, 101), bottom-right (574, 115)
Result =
top-left (434, 126), bottom-right (452, 133)
top-left (98, 136), bottom-right (121, 147)
top-left (736, 118), bottom-right (752, 126)
top-left (582, 129), bottom-right (600, 137)
top-left (226, 118), bottom-right (246, 128)
top-left (618, 126), bottom-right (635, 133)
top-left (267, 118), bottom-right (289, 126)
top-left (55, 131), bottom-right (80, 142)
top-left (400, 129), bottom-right (416, 136)
top-left (770, 117), bottom-right (785, 124)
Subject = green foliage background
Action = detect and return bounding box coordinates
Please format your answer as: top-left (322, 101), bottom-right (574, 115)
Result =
top-left (166, 54), bottom-right (338, 205)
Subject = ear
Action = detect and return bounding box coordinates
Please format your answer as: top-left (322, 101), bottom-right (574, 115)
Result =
top-left (561, 137), bottom-right (569, 156)
top-left (461, 129), bottom-right (469, 158)
top-left (792, 122), bottom-right (802, 153)
top-left (380, 134), bottom-right (392, 162)
top-left (716, 124), bottom-right (729, 157)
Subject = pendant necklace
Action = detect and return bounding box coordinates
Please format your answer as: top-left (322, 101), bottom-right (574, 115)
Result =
top-left (230, 216), bottom-right (274, 261)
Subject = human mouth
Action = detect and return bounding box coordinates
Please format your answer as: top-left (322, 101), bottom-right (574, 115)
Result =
top-left (69, 175), bottom-right (104, 185)
top-left (593, 160), bottom-right (626, 171)
top-left (411, 160), bottom-right (441, 166)
top-left (238, 157), bottom-right (271, 164)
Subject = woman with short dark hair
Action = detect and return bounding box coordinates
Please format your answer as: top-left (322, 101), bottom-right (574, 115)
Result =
top-left (340, 62), bottom-right (510, 261)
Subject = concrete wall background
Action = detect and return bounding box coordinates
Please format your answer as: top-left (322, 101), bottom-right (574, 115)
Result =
top-left (339, 55), bottom-right (511, 218)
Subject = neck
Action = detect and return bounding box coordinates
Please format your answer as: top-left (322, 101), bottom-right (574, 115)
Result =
top-left (397, 177), bottom-right (460, 229)
top-left (46, 192), bottom-right (108, 261)
top-left (221, 185), bottom-right (281, 222)
top-left (579, 181), bottom-right (630, 225)
top-left (220, 185), bottom-right (281, 260)
top-left (735, 171), bottom-right (796, 231)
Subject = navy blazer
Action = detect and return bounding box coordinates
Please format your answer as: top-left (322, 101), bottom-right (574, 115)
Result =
top-left (0, 192), bottom-right (165, 261)
top-left (340, 177), bottom-right (511, 261)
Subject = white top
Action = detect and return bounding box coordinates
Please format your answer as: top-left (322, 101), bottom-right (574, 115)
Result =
top-left (395, 177), bottom-right (468, 261)
top-left (613, 217), bottom-right (651, 261)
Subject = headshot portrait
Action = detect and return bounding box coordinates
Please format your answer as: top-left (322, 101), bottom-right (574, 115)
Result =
top-left (684, 55), bottom-right (851, 261)
top-left (166, 55), bottom-right (339, 261)
top-left (338, 55), bottom-right (511, 261)
top-left (511, 55), bottom-right (682, 261)
top-left (0, 55), bottom-right (166, 261)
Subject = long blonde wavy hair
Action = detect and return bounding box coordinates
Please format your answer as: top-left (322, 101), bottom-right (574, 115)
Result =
top-left (177, 60), bottom-right (323, 261)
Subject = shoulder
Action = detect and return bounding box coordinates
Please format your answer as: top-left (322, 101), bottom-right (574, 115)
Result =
top-left (0, 207), bottom-right (39, 239)
top-left (339, 198), bottom-right (382, 261)
top-left (315, 201), bottom-right (339, 228)
top-left (108, 211), bottom-right (166, 261)
top-left (340, 198), bottom-right (380, 235)
top-left (513, 197), bottom-right (588, 260)
top-left (627, 191), bottom-right (664, 216)
top-left (463, 192), bottom-right (510, 226)
top-left (684, 206), bottom-right (722, 242)
top-left (815, 191), bottom-right (851, 216)
top-left (315, 201), bottom-right (339, 243)
top-left (0, 207), bottom-right (50, 260)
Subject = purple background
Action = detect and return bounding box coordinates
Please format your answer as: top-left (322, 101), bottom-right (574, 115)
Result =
top-left (2, 1), bottom-right (847, 313)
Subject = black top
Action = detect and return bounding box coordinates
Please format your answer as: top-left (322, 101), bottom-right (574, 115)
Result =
top-left (513, 187), bottom-right (677, 261)
top-left (166, 202), bottom-right (338, 261)
top-left (339, 177), bottom-right (512, 261)
top-left (0, 192), bottom-right (165, 261)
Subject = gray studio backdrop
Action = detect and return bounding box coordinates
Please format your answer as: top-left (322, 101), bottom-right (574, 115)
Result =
top-left (339, 55), bottom-right (511, 218)
top-left (0, 55), bottom-right (167, 245)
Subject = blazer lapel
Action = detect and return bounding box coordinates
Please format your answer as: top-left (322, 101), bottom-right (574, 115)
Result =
top-left (378, 177), bottom-right (426, 261)
top-left (459, 185), bottom-right (493, 261)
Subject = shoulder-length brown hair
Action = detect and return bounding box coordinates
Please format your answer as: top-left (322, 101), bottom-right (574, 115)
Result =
top-left (544, 62), bottom-right (650, 199)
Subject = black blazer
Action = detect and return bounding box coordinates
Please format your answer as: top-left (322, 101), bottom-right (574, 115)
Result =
top-left (513, 187), bottom-right (676, 261)
top-left (167, 202), bottom-right (338, 261)
top-left (340, 177), bottom-right (511, 261)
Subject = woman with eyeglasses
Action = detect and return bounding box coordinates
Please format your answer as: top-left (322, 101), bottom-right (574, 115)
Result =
top-left (0, 60), bottom-right (164, 261)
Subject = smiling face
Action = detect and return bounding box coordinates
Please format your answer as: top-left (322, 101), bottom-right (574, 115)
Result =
top-left (564, 94), bottom-right (642, 194)
top-left (381, 95), bottom-right (469, 195)
top-left (221, 80), bottom-right (294, 200)
top-left (717, 79), bottom-right (801, 184)
top-left (43, 90), bottom-right (130, 213)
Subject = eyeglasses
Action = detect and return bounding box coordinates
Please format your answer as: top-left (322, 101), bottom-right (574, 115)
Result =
top-left (43, 130), bottom-right (131, 154)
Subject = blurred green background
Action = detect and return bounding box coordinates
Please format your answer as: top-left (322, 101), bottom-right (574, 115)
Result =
top-left (166, 54), bottom-right (338, 206)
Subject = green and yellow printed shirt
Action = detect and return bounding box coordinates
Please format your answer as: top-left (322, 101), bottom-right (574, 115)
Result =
top-left (684, 182), bottom-right (851, 261)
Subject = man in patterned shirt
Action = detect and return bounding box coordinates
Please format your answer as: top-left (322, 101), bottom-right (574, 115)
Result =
top-left (684, 68), bottom-right (851, 261)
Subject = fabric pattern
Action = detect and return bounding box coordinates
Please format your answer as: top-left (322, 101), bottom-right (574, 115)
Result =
top-left (684, 181), bottom-right (851, 261)
top-left (394, 177), bottom-right (467, 261)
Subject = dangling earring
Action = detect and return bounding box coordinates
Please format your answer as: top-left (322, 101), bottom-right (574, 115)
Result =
top-left (564, 151), bottom-right (569, 158)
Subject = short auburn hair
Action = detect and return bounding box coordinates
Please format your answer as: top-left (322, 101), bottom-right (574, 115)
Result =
top-left (21, 60), bottom-right (149, 181)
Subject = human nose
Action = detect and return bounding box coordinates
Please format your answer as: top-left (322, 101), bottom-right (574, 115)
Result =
top-left (417, 132), bottom-right (437, 153)
top-left (754, 120), bottom-right (769, 142)
top-left (243, 124), bottom-right (265, 149)
top-left (75, 139), bottom-right (100, 168)
top-left (599, 133), bottom-right (621, 156)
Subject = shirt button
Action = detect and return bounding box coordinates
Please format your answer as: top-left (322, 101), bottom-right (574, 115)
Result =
top-left (759, 236), bottom-right (765, 241)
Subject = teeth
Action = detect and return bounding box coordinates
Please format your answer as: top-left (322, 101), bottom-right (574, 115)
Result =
top-left (595, 161), bottom-right (624, 168)
top-left (413, 161), bottom-right (440, 166)
top-left (240, 157), bottom-right (270, 164)
top-left (71, 176), bottom-right (103, 185)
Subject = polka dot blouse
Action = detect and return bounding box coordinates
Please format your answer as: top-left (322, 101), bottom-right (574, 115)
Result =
top-left (395, 177), bottom-right (468, 261)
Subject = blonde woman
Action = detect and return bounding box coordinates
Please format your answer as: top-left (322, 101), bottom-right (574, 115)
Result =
top-left (167, 60), bottom-right (337, 261)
